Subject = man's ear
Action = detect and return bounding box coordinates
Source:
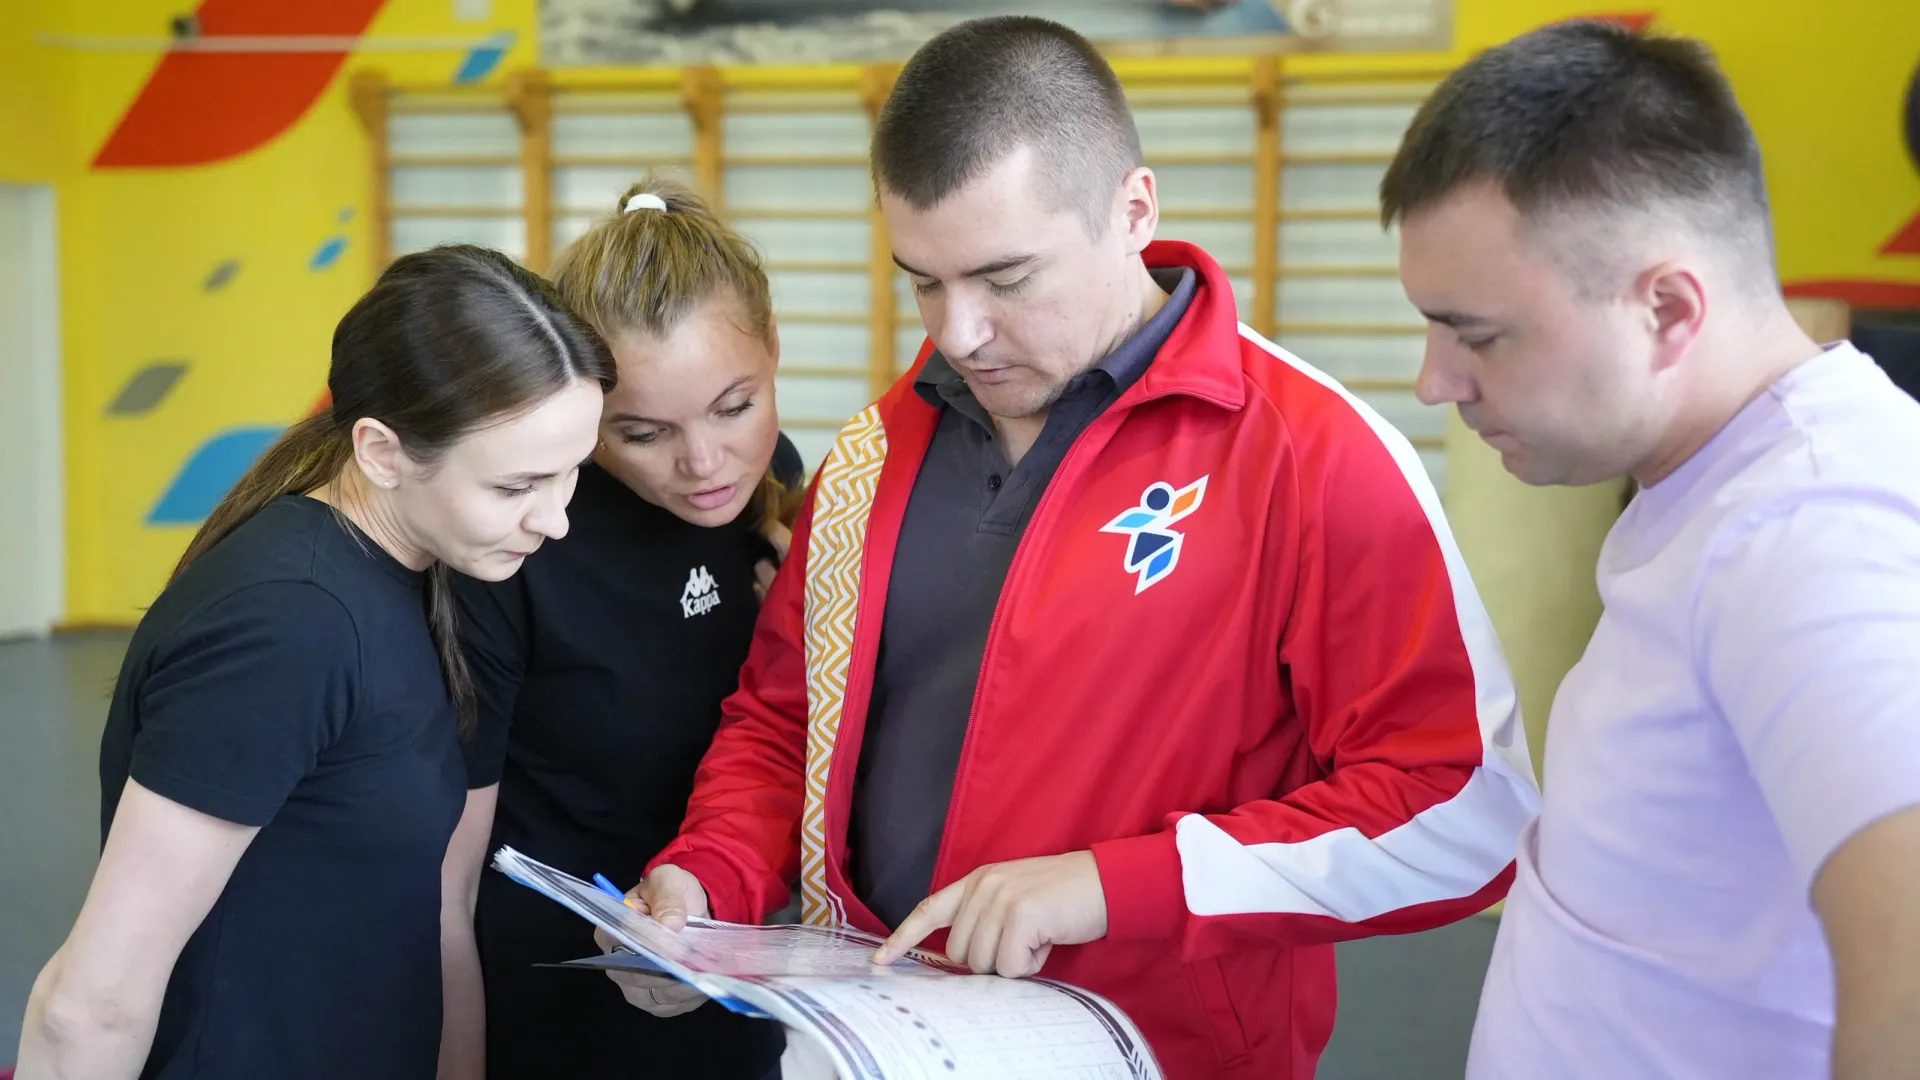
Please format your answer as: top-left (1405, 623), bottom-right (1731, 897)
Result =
top-left (1114, 166), bottom-right (1159, 256)
top-left (1637, 260), bottom-right (1708, 374)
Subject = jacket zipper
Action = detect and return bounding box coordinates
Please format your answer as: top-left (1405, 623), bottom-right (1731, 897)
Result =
top-left (926, 406), bottom-right (1124, 889)
top-left (915, 271), bottom-right (1241, 889)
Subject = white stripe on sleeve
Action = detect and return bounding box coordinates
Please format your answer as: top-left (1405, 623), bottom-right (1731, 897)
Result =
top-left (1173, 327), bottom-right (1541, 923)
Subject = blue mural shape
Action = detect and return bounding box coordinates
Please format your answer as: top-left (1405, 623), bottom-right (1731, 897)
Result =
top-left (309, 235), bottom-right (347, 271)
top-left (148, 425), bottom-right (285, 525)
top-left (454, 31), bottom-right (516, 84)
top-left (309, 208), bottom-right (357, 270)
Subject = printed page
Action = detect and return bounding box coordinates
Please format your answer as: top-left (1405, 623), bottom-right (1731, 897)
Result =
top-left (730, 973), bottom-right (1164, 1080)
top-left (494, 846), bottom-right (1164, 1079)
top-left (491, 846), bottom-right (952, 977)
top-left (643, 919), bottom-right (960, 978)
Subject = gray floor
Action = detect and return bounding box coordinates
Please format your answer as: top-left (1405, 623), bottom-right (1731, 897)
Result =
top-left (0, 632), bottom-right (1497, 1075)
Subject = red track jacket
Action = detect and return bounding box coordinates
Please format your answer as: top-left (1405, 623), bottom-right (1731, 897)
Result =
top-left (651, 241), bottom-right (1540, 1079)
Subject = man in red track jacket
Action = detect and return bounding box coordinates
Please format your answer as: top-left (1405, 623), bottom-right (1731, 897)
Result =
top-left (620, 17), bottom-right (1539, 1078)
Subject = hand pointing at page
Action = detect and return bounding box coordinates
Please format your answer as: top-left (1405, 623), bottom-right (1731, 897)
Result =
top-left (873, 851), bottom-right (1110, 977)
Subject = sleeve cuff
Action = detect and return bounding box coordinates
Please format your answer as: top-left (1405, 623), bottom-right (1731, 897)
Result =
top-left (461, 753), bottom-right (504, 790)
top-left (130, 762), bottom-right (281, 828)
top-left (649, 846), bottom-right (750, 924)
top-left (1091, 828), bottom-right (1187, 943)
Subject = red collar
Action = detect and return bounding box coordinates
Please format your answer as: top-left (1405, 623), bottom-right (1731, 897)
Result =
top-left (1133, 239), bottom-right (1246, 412)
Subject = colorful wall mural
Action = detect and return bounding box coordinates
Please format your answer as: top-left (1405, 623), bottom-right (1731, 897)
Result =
top-left (0, 0), bottom-right (1915, 624)
top-left (2, 0), bottom-right (537, 623)
top-left (538, 0), bottom-right (1452, 66)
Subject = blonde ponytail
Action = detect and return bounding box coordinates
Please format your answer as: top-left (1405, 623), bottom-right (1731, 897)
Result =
top-left (551, 174), bottom-right (792, 526)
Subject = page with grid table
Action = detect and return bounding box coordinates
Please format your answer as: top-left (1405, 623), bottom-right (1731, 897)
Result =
top-left (491, 845), bottom-right (1163, 1079)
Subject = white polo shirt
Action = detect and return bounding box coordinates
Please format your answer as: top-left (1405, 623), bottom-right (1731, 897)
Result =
top-left (1468, 343), bottom-right (1920, 1078)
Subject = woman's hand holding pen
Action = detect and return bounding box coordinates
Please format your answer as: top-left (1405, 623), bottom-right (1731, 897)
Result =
top-left (592, 865), bottom-right (714, 1018)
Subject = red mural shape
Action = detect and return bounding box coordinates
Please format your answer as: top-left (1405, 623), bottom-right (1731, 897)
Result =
top-left (1785, 280), bottom-right (1920, 309)
top-left (1572, 11), bottom-right (1658, 32)
top-left (92, 0), bottom-right (389, 168)
top-left (1884, 213), bottom-right (1920, 256)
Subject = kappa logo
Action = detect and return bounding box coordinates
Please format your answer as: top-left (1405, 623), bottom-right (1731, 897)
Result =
top-left (680, 565), bottom-right (721, 618)
top-left (1099, 476), bottom-right (1208, 594)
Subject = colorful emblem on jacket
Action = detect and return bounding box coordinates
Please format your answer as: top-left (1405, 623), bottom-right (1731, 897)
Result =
top-left (1100, 476), bottom-right (1208, 593)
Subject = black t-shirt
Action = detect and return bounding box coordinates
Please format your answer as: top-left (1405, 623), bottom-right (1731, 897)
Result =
top-left (98, 495), bottom-right (466, 1080)
top-left (456, 461), bottom-right (785, 1078)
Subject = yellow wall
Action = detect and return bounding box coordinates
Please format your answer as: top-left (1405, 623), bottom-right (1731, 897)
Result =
top-left (1300, 0), bottom-right (1920, 778)
top-left (25, 1), bottom-right (536, 623)
top-left (1472, 0), bottom-right (1920, 293)
top-left (0, 0), bottom-right (74, 186)
top-left (19, 0), bottom-right (1920, 629)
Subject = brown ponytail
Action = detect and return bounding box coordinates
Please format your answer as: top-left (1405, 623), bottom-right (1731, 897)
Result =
top-left (424, 563), bottom-right (472, 729)
top-left (170, 245), bottom-right (615, 733)
top-left (169, 413), bottom-right (354, 585)
top-left (550, 174), bottom-right (795, 529)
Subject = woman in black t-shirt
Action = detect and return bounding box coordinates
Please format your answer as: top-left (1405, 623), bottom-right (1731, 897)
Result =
top-left (440, 179), bottom-right (798, 1079)
top-left (16, 246), bottom-right (614, 1080)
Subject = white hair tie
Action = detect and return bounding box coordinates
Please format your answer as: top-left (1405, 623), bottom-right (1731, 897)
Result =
top-left (624, 192), bottom-right (668, 213)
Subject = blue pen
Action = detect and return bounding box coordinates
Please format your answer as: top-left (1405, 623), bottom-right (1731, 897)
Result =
top-left (592, 873), bottom-right (627, 902)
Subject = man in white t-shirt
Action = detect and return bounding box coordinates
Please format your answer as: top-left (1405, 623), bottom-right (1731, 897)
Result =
top-left (1380, 19), bottom-right (1920, 1079)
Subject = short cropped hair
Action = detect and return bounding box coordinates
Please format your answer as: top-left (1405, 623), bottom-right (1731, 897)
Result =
top-left (1380, 21), bottom-right (1776, 290)
top-left (872, 16), bottom-right (1143, 236)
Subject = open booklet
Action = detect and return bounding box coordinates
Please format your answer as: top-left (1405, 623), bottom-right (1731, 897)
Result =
top-left (492, 846), bottom-right (1163, 1079)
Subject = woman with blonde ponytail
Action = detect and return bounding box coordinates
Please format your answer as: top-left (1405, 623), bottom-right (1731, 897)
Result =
top-left (17, 245), bottom-right (613, 1080)
top-left (439, 178), bottom-right (794, 1079)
